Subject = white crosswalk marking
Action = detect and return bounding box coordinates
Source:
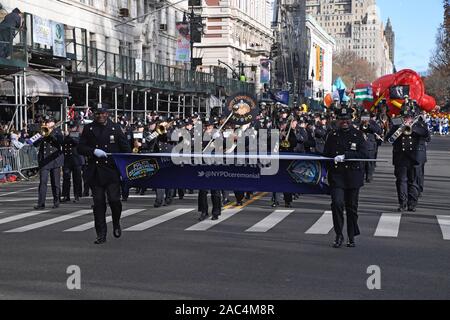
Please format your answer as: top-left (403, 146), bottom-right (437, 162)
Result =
top-left (246, 210), bottom-right (294, 233)
top-left (436, 216), bottom-right (450, 240)
top-left (125, 209), bottom-right (194, 231)
top-left (0, 210), bottom-right (49, 225)
top-left (5, 210), bottom-right (92, 233)
top-left (305, 211), bottom-right (333, 234)
top-left (185, 209), bottom-right (242, 231)
top-left (63, 209), bottom-right (145, 232)
top-left (374, 213), bottom-right (402, 237)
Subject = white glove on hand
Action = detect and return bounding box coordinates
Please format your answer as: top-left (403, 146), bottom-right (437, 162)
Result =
top-left (334, 154), bottom-right (345, 164)
top-left (94, 149), bottom-right (108, 158)
top-left (212, 132), bottom-right (222, 140)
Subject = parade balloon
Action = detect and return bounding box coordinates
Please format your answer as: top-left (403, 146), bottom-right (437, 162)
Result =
top-left (370, 69), bottom-right (436, 115)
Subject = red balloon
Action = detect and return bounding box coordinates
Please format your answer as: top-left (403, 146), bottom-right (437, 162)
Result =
top-left (370, 69), bottom-right (436, 115)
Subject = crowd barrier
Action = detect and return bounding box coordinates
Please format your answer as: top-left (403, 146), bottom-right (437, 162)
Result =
top-left (0, 145), bottom-right (38, 180)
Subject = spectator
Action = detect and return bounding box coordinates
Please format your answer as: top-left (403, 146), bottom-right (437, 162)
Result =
top-left (0, 8), bottom-right (23, 58)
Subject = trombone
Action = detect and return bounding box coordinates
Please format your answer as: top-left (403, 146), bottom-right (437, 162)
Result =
top-left (280, 115), bottom-right (294, 149)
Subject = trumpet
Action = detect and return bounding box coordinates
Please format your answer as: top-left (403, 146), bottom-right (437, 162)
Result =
top-left (280, 116), bottom-right (294, 149)
top-left (40, 125), bottom-right (53, 137)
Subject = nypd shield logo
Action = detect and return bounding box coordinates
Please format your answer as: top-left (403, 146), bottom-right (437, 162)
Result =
top-left (126, 159), bottom-right (159, 180)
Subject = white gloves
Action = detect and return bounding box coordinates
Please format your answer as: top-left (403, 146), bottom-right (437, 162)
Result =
top-left (212, 132), bottom-right (222, 140)
top-left (334, 154), bottom-right (346, 164)
top-left (94, 149), bottom-right (108, 158)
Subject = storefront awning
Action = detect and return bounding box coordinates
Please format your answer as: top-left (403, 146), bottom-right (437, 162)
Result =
top-left (0, 69), bottom-right (69, 97)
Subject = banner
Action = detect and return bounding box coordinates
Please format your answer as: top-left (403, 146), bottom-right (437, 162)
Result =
top-left (175, 22), bottom-right (191, 63)
top-left (33, 15), bottom-right (52, 47)
top-left (315, 44), bottom-right (324, 82)
top-left (271, 90), bottom-right (290, 105)
top-left (52, 22), bottom-right (66, 57)
top-left (112, 154), bottom-right (330, 194)
top-left (260, 59), bottom-right (271, 84)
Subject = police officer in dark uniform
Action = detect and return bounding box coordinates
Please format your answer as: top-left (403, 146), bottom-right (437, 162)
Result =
top-left (34, 115), bottom-right (64, 209)
top-left (77, 106), bottom-right (131, 244)
top-left (61, 121), bottom-right (84, 203)
top-left (385, 107), bottom-right (430, 212)
top-left (359, 110), bottom-right (383, 183)
top-left (198, 118), bottom-right (222, 221)
top-left (323, 106), bottom-right (369, 248)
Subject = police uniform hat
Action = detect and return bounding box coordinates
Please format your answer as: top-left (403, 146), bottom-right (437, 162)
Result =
top-left (184, 118), bottom-right (194, 126)
top-left (94, 105), bottom-right (109, 114)
top-left (400, 107), bottom-right (414, 117)
top-left (43, 115), bottom-right (56, 123)
top-left (135, 120), bottom-right (145, 128)
top-left (204, 118), bottom-right (216, 126)
top-left (336, 107), bottom-right (353, 120)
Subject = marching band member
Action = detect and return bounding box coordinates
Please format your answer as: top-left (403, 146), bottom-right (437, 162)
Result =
top-left (385, 106), bottom-right (430, 212)
top-left (359, 110), bottom-right (383, 183)
top-left (34, 115), bottom-right (64, 210)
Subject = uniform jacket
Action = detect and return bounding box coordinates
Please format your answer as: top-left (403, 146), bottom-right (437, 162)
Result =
top-left (34, 128), bottom-right (64, 170)
top-left (314, 125), bottom-right (328, 155)
top-left (360, 120), bottom-right (383, 156)
top-left (62, 133), bottom-right (85, 167)
top-left (77, 119), bottom-right (131, 186)
top-left (385, 121), bottom-right (430, 166)
top-left (323, 126), bottom-right (369, 189)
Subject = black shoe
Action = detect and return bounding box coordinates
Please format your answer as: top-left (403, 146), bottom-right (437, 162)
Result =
top-left (83, 192), bottom-right (90, 197)
top-left (113, 225), bottom-right (122, 238)
top-left (165, 198), bottom-right (173, 206)
top-left (408, 206), bottom-right (417, 212)
top-left (211, 215), bottom-right (219, 221)
top-left (135, 189), bottom-right (140, 195)
top-left (397, 205), bottom-right (407, 212)
top-left (179, 196), bottom-right (184, 200)
top-left (222, 198), bottom-right (231, 206)
top-left (199, 212), bottom-right (209, 221)
top-left (333, 235), bottom-right (344, 248)
top-left (285, 202), bottom-right (292, 208)
top-left (154, 202), bottom-right (163, 208)
top-left (271, 201), bottom-right (279, 208)
top-left (236, 201), bottom-right (244, 206)
top-left (73, 197), bottom-right (80, 203)
top-left (346, 239), bottom-right (356, 248)
top-left (94, 237), bottom-right (106, 245)
top-left (188, 190), bottom-right (194, 194)
top-left (60, 197), bottom-right (70, 203)
top-left (34, 205), bottom-right (45, 210)
top-left (140, 190), bottom-right (146, 196)
top-left (52, 203), bottom-right (60, 209)
top-left (245, 193), bottom-right (251, 200)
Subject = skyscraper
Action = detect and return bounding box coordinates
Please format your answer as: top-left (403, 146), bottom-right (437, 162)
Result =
top-left (384, 18), bottom-right (395, 64)
top-left (305, 0), bottom-right (394, 77)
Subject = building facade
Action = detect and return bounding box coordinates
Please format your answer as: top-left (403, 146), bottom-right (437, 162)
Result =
top-left (305, 0), bottom-right (394, 77)
top-left (194, 0), bottom-right (274, 91)
top-left (306, 14), bottom-right (335, 99)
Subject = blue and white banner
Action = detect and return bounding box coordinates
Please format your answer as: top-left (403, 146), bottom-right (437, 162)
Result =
top-left (111, 153), bottom-right (331, 194)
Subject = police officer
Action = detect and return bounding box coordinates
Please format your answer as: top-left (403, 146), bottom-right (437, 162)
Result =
top-left (323, 106), bottom-right (369, 248)
top-left (385, 107), bottom-right (430, 212)
top-left (77, 106), bottom-right (131, 244)
top-left (198, 118), bottom-right (222, 221)
top-left (34, 116), bottom-right (64, 209)
top-left (61, 121), bottom-right (84, 203)
top-left (360, 110), bottom-right (383, 183)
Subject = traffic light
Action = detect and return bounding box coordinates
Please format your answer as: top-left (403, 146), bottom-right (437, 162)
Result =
top-left (190, 15), bottom-right (203, 43)
top-left (188, 0), bottom-right (202, 6)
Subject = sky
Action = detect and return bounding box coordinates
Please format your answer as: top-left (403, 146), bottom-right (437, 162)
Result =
top-left (376, 0), bottom-right (444, 73)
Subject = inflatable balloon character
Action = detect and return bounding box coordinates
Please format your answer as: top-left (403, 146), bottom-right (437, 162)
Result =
top-left (370, 69), bottom-right (436, 115)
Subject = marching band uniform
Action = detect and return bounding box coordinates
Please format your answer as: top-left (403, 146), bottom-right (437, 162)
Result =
top-left (61, 122), bottom-right (84, 203)
top-left (78, 107), bottom-right (131, 244)
top-left (34, 116), bottom-right (64, 210)
top-left (323, 107), bottom-right (369, 248)
top-left (360, 111), bottom-right (383, 183)
top-left (385, 107), bottom-right (430, 212)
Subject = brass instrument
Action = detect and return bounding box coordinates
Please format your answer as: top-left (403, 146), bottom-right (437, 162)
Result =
top-left (280, 116), bottom-right (294, 149)
top-left (388, 115), bottom-right (424, 144)
top-left (144, 121), bottom-right (173, 143)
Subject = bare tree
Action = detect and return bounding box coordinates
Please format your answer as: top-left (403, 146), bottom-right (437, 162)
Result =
top-left (332, 50), bottom-right (377, 87)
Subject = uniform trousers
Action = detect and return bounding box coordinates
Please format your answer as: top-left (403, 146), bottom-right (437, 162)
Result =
top-left (62, 165), bottom-right (82, 199)
top-left (92, 183), bottom-right (122, 238)
top-left (395, 165), bottom-right (421, 207)
top-left (38, 167), bottom-right (61, 206)
top-left (198, 190), bottom-right (221, 216)
top-left (331, 188), bottom-right (361, 239)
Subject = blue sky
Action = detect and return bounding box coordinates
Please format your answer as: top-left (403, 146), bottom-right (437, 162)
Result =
top-left (377, 0), bottom-right (444, 73)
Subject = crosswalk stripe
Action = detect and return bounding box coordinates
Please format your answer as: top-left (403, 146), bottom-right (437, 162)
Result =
top-left (0, 210), bottom-right (49, 226)
top-left (4, 210), bottom-right (92, 233)
top-left (185, 209), bottom-right (242, 231)
top-left (0, 187), bottom-right (38, 197)
top-left (246, 210), bottom-right (294, 233)
top-left (374, 213), bottom-right (402, 237)
top-left (125, 209), bottom-right (194, 231)
top-left (436, 216), bottom-right (450, 240)
top-left (63, 209), bottom-right (145, 232)
top-left (305, 211), bottom-right (333, 234)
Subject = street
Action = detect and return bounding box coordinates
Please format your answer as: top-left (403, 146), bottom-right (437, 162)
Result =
top-left (0, 138), bottom-right (449, 300)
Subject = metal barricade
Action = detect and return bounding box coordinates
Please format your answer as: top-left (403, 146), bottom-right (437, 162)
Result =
top-left (0, 145), bottom-right (39, 180)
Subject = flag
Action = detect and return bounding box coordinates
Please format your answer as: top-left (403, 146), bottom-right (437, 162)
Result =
top-left (354, 86), bottom-right (374, 102)
top-left (271, 90), bottom-right (290, 105)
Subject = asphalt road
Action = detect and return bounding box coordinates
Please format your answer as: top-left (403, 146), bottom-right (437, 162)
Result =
top-left (0, 137), bottom-right (449, 300)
